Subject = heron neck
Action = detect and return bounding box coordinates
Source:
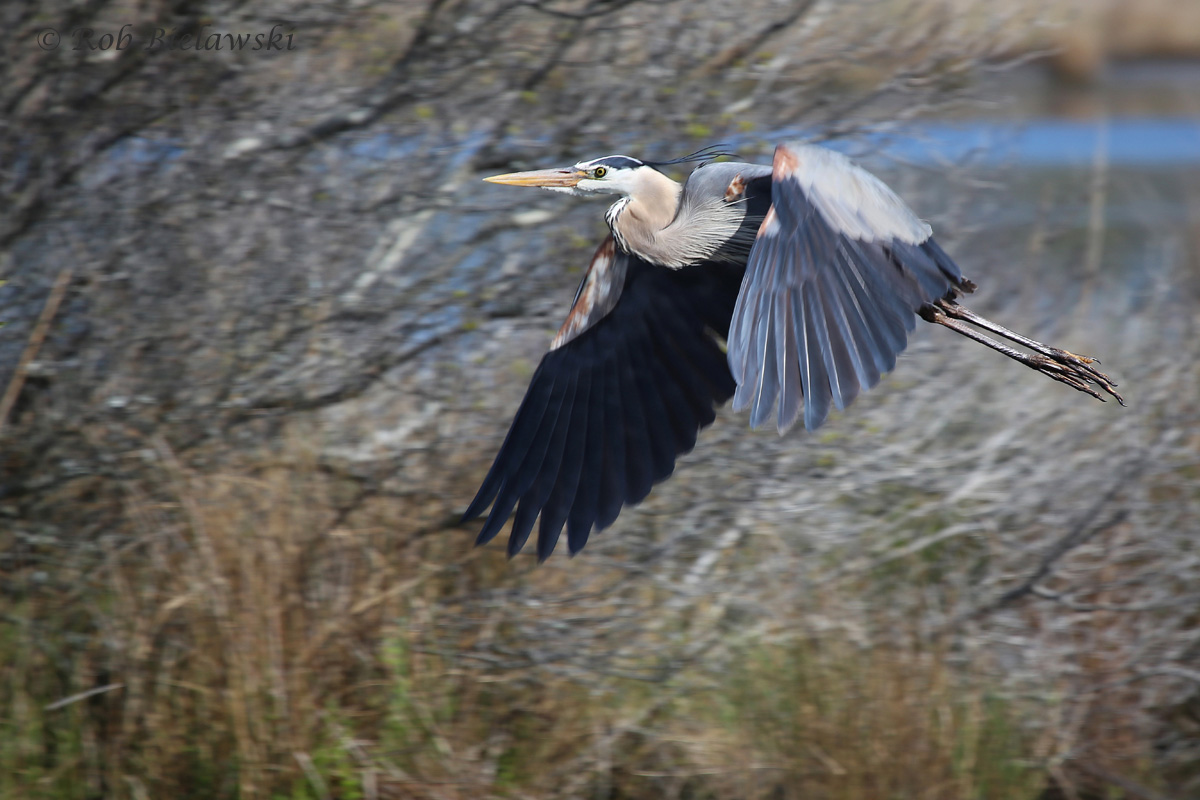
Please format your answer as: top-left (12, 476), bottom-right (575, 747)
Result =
top-left (610, 168), bottom-right (749, 268)
top-left (608, 170), bottom-right (689, 267)
top-left (624, 170), bottom-right (683, 235)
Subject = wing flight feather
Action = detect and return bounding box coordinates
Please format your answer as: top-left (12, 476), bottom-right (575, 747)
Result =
top-left (465, 237), bottom-right (744, 559)
top-left (729, 142), bottom-right (968, 432)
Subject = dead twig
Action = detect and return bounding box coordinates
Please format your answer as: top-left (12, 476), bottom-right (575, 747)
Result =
top-left (1075, 761), bottom-right (1181, 800)
top-left (0, 267), bottom-right (72, 435)
top-left (945, 456), bottom-right (1145, 630)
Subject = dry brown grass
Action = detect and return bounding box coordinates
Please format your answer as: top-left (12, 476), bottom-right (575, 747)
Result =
top-left (1, 437), bottom-right (1052, 800)
top-left (3, 438), bottom-right (477, 798)
top-left (710, 641), bottom-right (1043, 800)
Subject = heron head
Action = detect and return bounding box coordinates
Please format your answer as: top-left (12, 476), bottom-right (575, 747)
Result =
top-left (484, 155), bottom-right (651, 198)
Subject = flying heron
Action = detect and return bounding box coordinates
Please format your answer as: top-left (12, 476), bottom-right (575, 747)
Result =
top-left (463, 142), bottom-right (1123, 561)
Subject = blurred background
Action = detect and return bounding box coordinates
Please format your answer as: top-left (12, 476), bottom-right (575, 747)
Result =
top-left (2, 1), bottom-right (1199, 798)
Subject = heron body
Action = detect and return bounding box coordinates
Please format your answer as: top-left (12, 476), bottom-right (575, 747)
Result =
top-left (464, 142), bottom-right (1122, 561)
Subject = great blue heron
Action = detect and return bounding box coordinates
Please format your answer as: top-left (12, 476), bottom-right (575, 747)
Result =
top-left (463, 142), bottom-right (1123, 561)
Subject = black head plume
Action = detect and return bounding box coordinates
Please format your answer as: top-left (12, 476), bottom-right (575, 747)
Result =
top-left (646, 144), bottom-right (738, 169)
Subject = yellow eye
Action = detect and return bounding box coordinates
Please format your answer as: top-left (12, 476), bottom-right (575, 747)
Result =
top-left (593, 166), bottom-right (607, 178)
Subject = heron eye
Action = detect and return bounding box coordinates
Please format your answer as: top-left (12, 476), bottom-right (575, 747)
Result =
top-left (593, 167), bottom-right (607, 178)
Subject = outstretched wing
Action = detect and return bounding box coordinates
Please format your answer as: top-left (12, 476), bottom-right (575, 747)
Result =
top-left (464, 236), bottom-right (745, 560)
top-left (728, 142), bottom-right (969, 433)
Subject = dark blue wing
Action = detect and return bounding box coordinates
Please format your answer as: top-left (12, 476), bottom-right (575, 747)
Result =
top-left (463, 237), bottom-right (745, 560)
top-left (728, 142), bottom-right (968, 433)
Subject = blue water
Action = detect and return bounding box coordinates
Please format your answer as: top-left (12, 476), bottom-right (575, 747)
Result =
top-left (867, 117), bottom-right (1200, 167)
top-left (101, 116), bottom-right (1200, 174)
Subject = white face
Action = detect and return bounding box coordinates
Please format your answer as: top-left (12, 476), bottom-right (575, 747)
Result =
top-left (570, 157), bottom-right (645, 197)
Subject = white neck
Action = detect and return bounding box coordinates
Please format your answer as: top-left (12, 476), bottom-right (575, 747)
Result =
top-left (606, 168), bottom-right (749, 268)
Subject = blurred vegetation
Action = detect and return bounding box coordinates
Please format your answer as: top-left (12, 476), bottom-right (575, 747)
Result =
top-left (3, 0), bottom-right (1200, 799)
top-left (0, 449), bottom-right (1049, 799)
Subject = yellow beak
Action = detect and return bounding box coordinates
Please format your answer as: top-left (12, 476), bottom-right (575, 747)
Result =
top-left (483, 167), bottom-right (586, 188)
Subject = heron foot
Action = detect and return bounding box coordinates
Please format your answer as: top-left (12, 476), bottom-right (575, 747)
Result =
top-left (1016, 348), bottom-right (1123, 405)
top-left (922, 300), bottom-right (1125, 406)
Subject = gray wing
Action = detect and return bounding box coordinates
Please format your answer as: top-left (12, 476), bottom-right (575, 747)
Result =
top-left (727, 142), bottom-right (969, 433)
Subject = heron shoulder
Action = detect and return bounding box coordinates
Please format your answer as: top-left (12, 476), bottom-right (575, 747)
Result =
top-left (680, 161), bottom-right (772, 206)
top-left (772, 142), bottom-right (932, 245)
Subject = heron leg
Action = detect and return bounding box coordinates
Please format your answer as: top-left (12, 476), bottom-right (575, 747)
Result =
top-left (919, 300), bottom-right (1125, 405)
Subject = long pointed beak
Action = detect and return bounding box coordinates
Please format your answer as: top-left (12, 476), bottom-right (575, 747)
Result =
top-left (483, 167), bottom-right (586, 188)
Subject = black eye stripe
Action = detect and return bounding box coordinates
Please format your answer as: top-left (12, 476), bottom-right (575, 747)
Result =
top-left (585, 155), bottom-right (644, 170)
